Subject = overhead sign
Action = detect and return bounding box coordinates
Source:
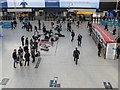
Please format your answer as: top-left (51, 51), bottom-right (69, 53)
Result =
top-left (6, 0), bottom-right (99, 8)
top-left (7, 9), bottom-right (32, 12)
top-left (77, 12), bottom-right (93, 14)
top-left (39, 10), bottom-right (44, 12)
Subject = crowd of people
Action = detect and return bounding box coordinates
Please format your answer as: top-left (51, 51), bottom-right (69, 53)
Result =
top-left (12, 35), bottom-right (40, 68)
top-left (11, 16), bottom-right (120, 68)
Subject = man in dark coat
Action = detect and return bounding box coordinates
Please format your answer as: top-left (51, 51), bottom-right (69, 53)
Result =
top-left (98, 42), bottom-right (102, 57)
top-left (24, 44), bottom-right (28, 52)
top-left (34, 40), bottom-right (38, 53)
top-left (77, 34), bottom-right (82, 46)
top-left (25, 37), bottom-right (29, 46)
top-left (12, 49), bottom-right (18, 68)
top-left (31, 47), bottom-right (35, 63)
top-left (116, 46), bottom-right (120, 59)
top-left (71, 30), bottom-right (75, 42)
top-left (11, 21), bottom-right (14, 29)
top-left (21, 36), bottom-right (24, 46)
top-left (24, 50), bottom-right (30, 66)
top-left (105, 23), bottom-right (108, 31)
top-left (73, 47), bottom-right (80, 65)
top-left (38, 19), bottom-right (41, 30)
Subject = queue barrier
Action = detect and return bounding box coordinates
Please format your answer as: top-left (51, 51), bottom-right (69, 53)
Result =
top-left (92, 25), bottom-right (117, 60)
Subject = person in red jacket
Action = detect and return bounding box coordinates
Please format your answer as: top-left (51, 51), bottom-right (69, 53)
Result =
top-left (51, 21), bottom-right (54, 28)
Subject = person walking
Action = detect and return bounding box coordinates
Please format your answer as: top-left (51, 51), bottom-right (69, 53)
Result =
top-left (38, 19), bottom-right (41, 30)
top-left (34, 40), bottom-right (38, 53)
top-left (11, 21), bottom-right (14, 29)
top-left (73, 47), bottom-right (80, 65)
top-left (21, 36), bottom-right (24, 46)
top-left (89, 26), bottom-right (92, 36)
top-left (31, 47), bottom-right (35, 63)
top-left (24, 44), bottom-right (28, 52)
top-left (77, 21), bottom-right (80, 28)
top-left (98, 42), bottom-right (102, 57)
top-left (105, 23), bottom-right (108, 31)
top-left (18, 46), bottom-right (23, 60)
top-left (18, 51), bottom-right (23, 66)
top-left (77, 34), bottom-right (82, 47)
top-left (87, 21), bottom-right (90, 28)
top-left (12, 49), bottom-right (18, 68)
top-left (113, 27), bottom-right (116, 35)
top-left (67, 21), bottom-right (71, 32)
top-left (13, 20), bottom-right (17, 28)
top-left (51, 21), bottom-right (54, 28)
top-left (30, 39), bottom-right (33, 46)
top-left (24, 50), bottom-right (30, 66)
top-left (34, 26), bottom-right (38, 35)
top-left (116, 46), bottom-right (120, 59)
top-left (71, 30), bottom-right (75, 42)
top-left (29, 23), bottom-right (32, 32)
top-left (25, 37), bottom-right (29, 46)
top-left (43, 26), bottom-right (46, 33)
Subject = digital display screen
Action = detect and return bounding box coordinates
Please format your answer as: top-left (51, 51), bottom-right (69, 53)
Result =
top-left (6, 0), bottom-right (99, 8)
top-left (7, 0), bottom-right (45, 7)
top-left (60, 0), bottom-right (99, 8)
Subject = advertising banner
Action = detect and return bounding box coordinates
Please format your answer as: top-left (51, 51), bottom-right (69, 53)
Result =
top-left (106, 43), bottom-right (116, 59)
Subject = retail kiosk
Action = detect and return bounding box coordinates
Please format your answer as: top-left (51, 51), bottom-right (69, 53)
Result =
top-left (92, 25), bottom-right (117, 60)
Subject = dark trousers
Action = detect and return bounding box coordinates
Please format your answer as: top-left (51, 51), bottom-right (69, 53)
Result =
top-left (90, 31), bottom-right (92, 36)
top-left (35, 47), bottom-right (38, 52)
top-left (39, 25), bottom-right (41, 30)
top-left (14, 59), bottom-right (18, 68)
top-left (74, 58), bottom-right (78, 65)
top-left (71, 36), bottom-right (74, 42)
top-left (19, 61), bottom-right (22, 66)
top-left (32, 56), bottom-right (35, 62)
top-left (24, 60), bottom-right (29, 66)
top-left (14, 24), bottom-right (17, 27)
top-left (22, 41), bottom-right (24, 46)
top-left (78, 40), bottom-right (81, 46)
top-left (98, 49), bottom-right (101, 56)
top-left (117, 54), bottom-right (119, 59)
top-left (11, 26), bottom-right (14, 29)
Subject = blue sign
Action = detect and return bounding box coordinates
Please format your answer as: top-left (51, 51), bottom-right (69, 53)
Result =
top-left (20, 0), bottom-right (28, 8)
top-left (45, 0), bottom-right (60, 7)
top-left (0, 0), bottom-right (7, 8)
top-left (2, 22), bottom-right (12, 29)
top-left (0, 34), bottom-right (2, 37)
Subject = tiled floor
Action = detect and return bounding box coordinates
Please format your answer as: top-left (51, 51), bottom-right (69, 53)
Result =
top-left (1, 21), bottom-right (118, 88)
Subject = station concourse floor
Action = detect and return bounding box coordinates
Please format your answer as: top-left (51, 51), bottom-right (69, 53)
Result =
top-left (0, 21), bottom-right (118, 88)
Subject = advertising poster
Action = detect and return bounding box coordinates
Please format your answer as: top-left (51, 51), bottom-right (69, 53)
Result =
top-left (106, 43), bottom-right (116, 60)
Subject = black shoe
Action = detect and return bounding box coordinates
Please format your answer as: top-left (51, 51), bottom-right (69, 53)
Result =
top-left (14, 67), bottom-right (16, 68)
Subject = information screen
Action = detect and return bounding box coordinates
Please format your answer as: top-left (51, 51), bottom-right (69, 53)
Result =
top-left (7, 0), bottom-right (45, 7)
top-left (6, 0), bottom-right (99, 8)
top-left (60, 0), bottom-right (99, 8)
